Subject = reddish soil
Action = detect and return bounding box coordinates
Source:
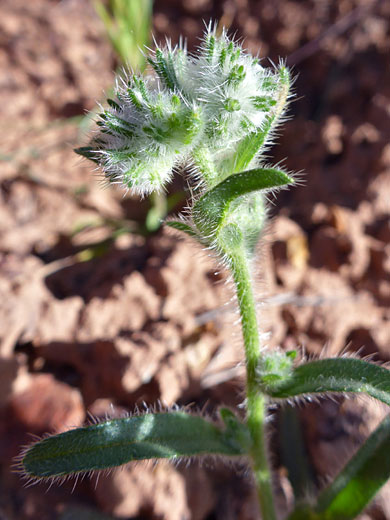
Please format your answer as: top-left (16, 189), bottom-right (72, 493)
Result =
top-left (0, 0), bottom-right (389, 519)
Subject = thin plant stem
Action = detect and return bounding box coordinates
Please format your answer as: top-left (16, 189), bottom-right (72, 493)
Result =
top-left (229, 250), bottom-right (277, 520)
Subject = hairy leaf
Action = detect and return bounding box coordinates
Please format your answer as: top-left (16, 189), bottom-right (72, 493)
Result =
top-left (21, 412), bottom-right (247, 479)
top-left (219, 408), bottom-right (251, 449)
top-left (232, 66), bottom-right (291, 172)
top-left (263, 358), bottom-right (390, 406)
top-left (74, 146), bottom-right (100, 164)
top-left (193, 167), bottom-right (294, 236)
top-left (166, 220), bottom-right (200, 239)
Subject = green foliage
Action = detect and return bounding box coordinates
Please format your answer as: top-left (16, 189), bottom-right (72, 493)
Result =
top-left (93, 0), bottom-right (153, 70)
top-left (193, 168), bottom-right (294, 237)
top-left (315, 414), bottom-right (390, 519)
top-left (187, 167), bottom-right (293, 267)
top-left (21, 411), bottom-right (248, 479)
top-left (261, 357), bottom-right (390, 406)
top-left (232, 66), bottom-right (291, 174)
top-left (288, 415), bottom-right (390, 520)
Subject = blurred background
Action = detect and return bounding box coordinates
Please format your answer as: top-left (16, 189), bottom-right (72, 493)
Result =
top-left (0, 0), bottom-right (389, 518)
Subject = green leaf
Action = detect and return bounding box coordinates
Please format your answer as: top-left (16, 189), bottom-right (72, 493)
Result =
top-left (74, 146), bottom-right (100, 164)
top-left (314, 414), bottom-right (390, 519)
top-left (288, 505), bottom-right (320, 520)
top-left (166, 220), bottom-right (198, 237)
top-left (93, 0), bottom-right (152, 70)
top-left (193, 167), bottom-right (294, 236)
top-left (219, 408), bottom-right (251, 449)
top-left (166, 220), bottom-right (211, 249)
top-left (263, 358), bottom-right (390, 407)
top-left (232, 66), bottom-right (291, 172)
top-left (232, 120), bottom-right (274, 174)
top-left (21, 412), bottom-right (247, 479)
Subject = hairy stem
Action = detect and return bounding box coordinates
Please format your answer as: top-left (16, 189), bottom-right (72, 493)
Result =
top-left (229, 251), bottom-right (277, 520)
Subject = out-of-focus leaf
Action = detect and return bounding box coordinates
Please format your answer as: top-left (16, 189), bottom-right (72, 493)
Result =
top-left (316, 414), bottom-right (390, 519)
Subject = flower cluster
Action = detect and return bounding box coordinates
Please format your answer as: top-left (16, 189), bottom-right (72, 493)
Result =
top-left (77, 25), bottom-right (290, 196)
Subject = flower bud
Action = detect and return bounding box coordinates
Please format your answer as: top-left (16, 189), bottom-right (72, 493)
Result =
top-left (76, 24), bottom-right (291, 195)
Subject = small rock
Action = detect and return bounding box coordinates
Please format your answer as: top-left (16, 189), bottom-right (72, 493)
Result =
top-left (10, 373), bottom-right (84, 432)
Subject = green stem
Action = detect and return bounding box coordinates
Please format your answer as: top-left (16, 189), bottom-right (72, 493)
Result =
top-left (146, 191), bottom-right (168, 231)
top-left (229, 251), bottom-right (277, 520)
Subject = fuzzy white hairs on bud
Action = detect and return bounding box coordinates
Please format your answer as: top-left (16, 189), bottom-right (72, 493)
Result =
top-left (76, 24), bottom-right (290, 196)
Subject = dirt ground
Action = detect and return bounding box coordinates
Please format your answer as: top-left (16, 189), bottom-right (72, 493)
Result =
top-left (0, 0), bottom-right (389, 519)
